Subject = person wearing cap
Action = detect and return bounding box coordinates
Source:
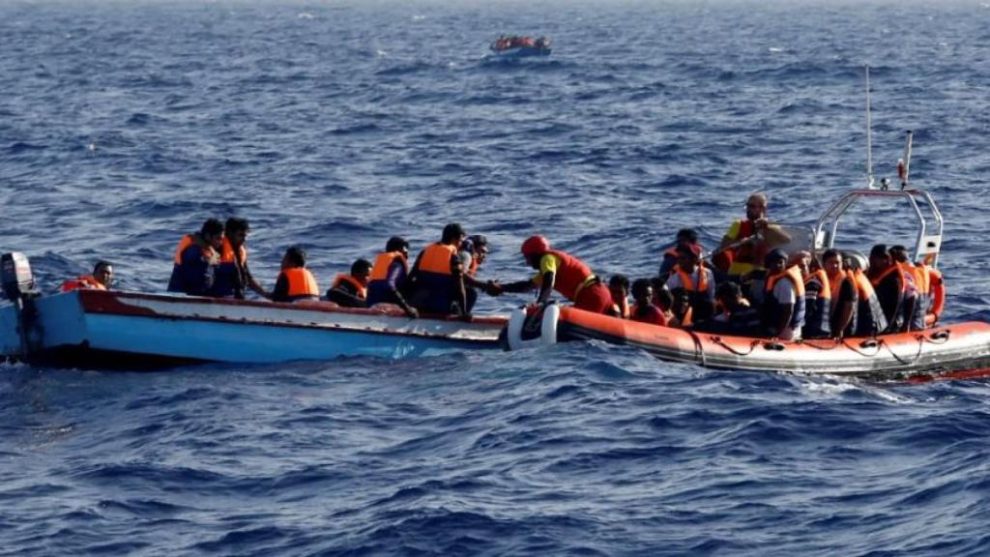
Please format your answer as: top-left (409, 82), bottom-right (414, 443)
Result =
top-left (716, 193), bottom-right (790, 280)
top-left (494, 235), bottom-right (614, 314)
top-left (760, 249), bottom-right (805, 340)
top-left (407, 223), bottom-right (470, 316)
top-left (664, 243), bottom-right (716, 324)
top-left (658, 228), bottom-right (701, 283)
top-left (366, 236), bottom-right (418, 318)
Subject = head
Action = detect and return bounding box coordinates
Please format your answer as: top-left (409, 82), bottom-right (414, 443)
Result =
top-left (463, 234), bottom-right (490, 265)
top-left (350, 258), bottom-right (373, 285)
top-left (441, 223), bottom-right (466, 245)
top-left (676, 243), bottom-right (702, 272)
top-left (889, 244), bottom-right (909, 264)
top-left (675, 228), bottom-right (699, 248)
top-left (521, 235), bottom-right (550, 268)
top-left (670, 287), bottom-right (691, 316)
top-left (869, 244), bottom-right (891, 271)
top-left (201, 218), bottom-right (225, 250)
top-left (386, 236), bottom-right (410, 258)
top-left (764, 248), bottom-right (788, 274)
top-left (93, 260), bottom-right (113, 288)
top-left (822, 249), bottom-right (844, 276)
top-left (745, 193), bottom-right (768, 221)
top-left (224, 217), bottom-right (250, 247)
top-left (788, 250), bottom-right (812, 275)
top-left (281, 245), bottom-right (307, 269)
top-left (608, 274), bottom-right (630, 301)
top-left (631, 278), bottom-right (654, 304)
top-left (715, 281), bottom-right (743, 309)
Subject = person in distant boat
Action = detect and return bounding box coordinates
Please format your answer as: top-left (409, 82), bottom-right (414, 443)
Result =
top-left (629, 278), bottom-right (669, 326)
top-left (889, 245), bottom-right (929, 330)
top-left (61, 261), bottom-right (114, 292)
top-left (608, 274), bottom-right (630, 318)
top-left (271, 246), bottom-right (319, 303)
top-left (760, 249), bottom-right (805, 341)
top-left (407, 223), bottom-right (470, 316)
top-left (365, 236), bottom-right (418, 318)
top-left (789, 251), bottom-right (831, 339)
top-left (211, 217), bottom-right (269, 300)
top-left (821, 249), bottom-right (857, 338)
top-left (664, 244), bottom-right (716, 324)
top-left (696, 281), bottom-right (761, 336)
top-left (658, 228), bottom-right (702, 283)
top-left (167, 218), bottom-right (224, 296)
top-left (326, 258), bottom-right (372, 308)
top-left (867, 244), bottom-right (916, 333)
top-left (715, 193), bottom-right (790, 281)
top-left (494, 235), bottom-right (615, 315)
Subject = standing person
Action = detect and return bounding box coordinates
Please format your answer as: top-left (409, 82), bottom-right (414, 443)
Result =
top-left (715, 193), bottom-right (790, 280)
top-left (760, 249), bottom-right (805, 341)
top-left (271, 246), bottom-right (319, 303)
top-left (212, 217), bottom-right (269, 300)
top-left (494, 235), bottom-right (614, 314)
top-left (664, 244), bottom-right (716, 324)
top-left (821, 249), bottom-right (857, 338)
top-left (366, 236), bottom-right (417, 318)
top-left (326, 258), bottom-right (372, 308)
top-left (658, 228), bottom-right (701, 282)
top-left (407, 223), bottom-right (469, 316)
top-left (61, 261), bottom-right (114, 292)
top-left (167, 218), bottom-right (224, 296)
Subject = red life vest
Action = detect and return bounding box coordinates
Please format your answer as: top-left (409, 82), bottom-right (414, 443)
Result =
top-left (630, 302), bottom-right (669, 326)
top-left (61, 275), bottom-right (106, 292)
top-left (725, 219), bottom-right (768, 275)
top-left (280, 267), bottom-right (319, 299)
top-left (927, 266), bottom-right (945, 323)
top-left (331, 274), bottom-right (367, 300)
top-left (544, 250), bottom-right (596, 301)
top-left (370, 251), bottom-right (408, 281)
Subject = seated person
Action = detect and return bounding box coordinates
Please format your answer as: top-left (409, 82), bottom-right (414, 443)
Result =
top-left (629, 278), bottom-right (669, 326)
top-left (366, 236), bottom-right (417, 318)
top-left (167, 218), bottom-right (224, 296)
top-left (658, 228), bottom-right (701, 282)
top-left (696, 282), bottom-right (761, 336)
top-left (271, 246), bottom-right (320, 303)
top-left (609, 274), bottom-right (630, 318)
top-left (867, 244), bottom-right (916, 332)
top-left (668, 287), bottom-right (694, 328)
top-left (407, 223), bottom-right (469, 316)
top-left (61, 261), bottom-right (114, 292)
top-left (821, 249), bottom-right (857, 338)
top-left (664, 244), bottom-right (716, 323)
top-left (790, 251), bottom-right (831, 339)
top-left (326, 258), bottom-right (372, 308)
top-left (760, 249), bottom-right (805, 341)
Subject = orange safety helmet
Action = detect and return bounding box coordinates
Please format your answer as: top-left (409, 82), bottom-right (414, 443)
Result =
top-left (521, 235), bottom-right (550, 257)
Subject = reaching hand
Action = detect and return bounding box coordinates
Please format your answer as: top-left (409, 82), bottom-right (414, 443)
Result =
top-left (485, 280), bottom-right (503, 296)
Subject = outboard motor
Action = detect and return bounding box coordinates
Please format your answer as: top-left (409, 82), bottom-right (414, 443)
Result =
top-left (1, 252), bottom-right (40, 360)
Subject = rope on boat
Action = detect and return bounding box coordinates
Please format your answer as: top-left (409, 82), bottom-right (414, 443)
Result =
top-left (708, 336), bottom-right (761, 356)
top-left (688, 330), bottom-right (707, 366)
top-left (798, 338), bottom-right (844, 351)
top-left (842, 337), bottom-right (883, 357)
top-left (922, 329), bottom-right (951, 344)
top-left (880, 336), bottom-right (926, 366)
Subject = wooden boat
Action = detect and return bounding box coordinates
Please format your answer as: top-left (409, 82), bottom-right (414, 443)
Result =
top-left (0, 275), bottom-right (506, 369)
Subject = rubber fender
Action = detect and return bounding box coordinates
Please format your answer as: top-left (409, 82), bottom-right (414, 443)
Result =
top-left (505, 304), bottom-right (560, 351)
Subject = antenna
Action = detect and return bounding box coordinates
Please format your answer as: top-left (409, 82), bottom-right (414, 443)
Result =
top-left (865, 65), bottom-right (875, 189)
top-left (899, 130), bottom-right (913, 189)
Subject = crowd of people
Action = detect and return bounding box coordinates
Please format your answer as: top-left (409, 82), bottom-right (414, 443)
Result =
top-left (60, 193), bottom-right (946, 340)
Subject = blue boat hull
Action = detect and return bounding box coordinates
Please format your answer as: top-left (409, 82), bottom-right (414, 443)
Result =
top-left (0, 290), bottom-right (507, 368)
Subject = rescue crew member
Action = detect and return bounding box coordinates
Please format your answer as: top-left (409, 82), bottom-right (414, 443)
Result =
top-left (211, 217), bottom-right (269, 300)
top-left (494, 235), bottom-right (615, 315)
top-left (761, 249), bottom-right (805, 341)
top-left (716, 193), bottom-right (790, 280)
top-left (271, 246), bottom-right (319, 303)
top-left (609, 274), bottom-right (630, 319)
top-left (61, 261), bottom-right (114, 292)
top-left (365, 236), bottom-right (418, 318)
top-left (658, 228), bottom-right (701, 282)
top-left (326, 258), bottom-right (372, 308)
top-left (629, 278), bottom-right (669, 326)
top-left (790, 251), bottom-right (831, 339)
top-left (167, 218), bottom-right (224, 296)
top-left (889, 245), bottom-right (929, 330)
top-left (664, 244), bottom-right (716, 324)
top-left (821, 249), bottom-right (857, 338)
top-left (695, 281), bottom-right (761, 336)
top-left (867, 244), bottom-right (916, 332)
top-left (407, 223), bottom-right (470, 316)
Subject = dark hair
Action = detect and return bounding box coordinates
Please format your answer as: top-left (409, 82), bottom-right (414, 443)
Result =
top-left (631, 278), bottom-right (653, 299)
top-left (676, 228), bottom-right (699, 243)
top-left (821, 248), bottom-right (841, 261)
top-left (351, 258), bottom-right (372, 275)
top-left (716, 281), bottom-right (741, 301)
top-left (764, 248), bottom-right (788, 266)
top-left (869, 244), bottom-right (888, 259)
top-left (609, 274), bottom-right (630, 289)
top-left (386, 236), bottom-right (409, 252)
top-left (93, 260), bottom-right (113, 274)
top-left (655, 283), bottom-right (674, 310)
top-left (442, 223), bottom-right (466, 243)
top-left (225, 217), bottom-right (249, 235)
top-left (201, 218), bottom-right (224, 237)
top-left (284, 245), bottom-right (307, 267)
top-left (468, 234), bottom-right (488, 249)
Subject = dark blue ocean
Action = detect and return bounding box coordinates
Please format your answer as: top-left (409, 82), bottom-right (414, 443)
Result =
top-left (3, 0), bottom-right (990, 554)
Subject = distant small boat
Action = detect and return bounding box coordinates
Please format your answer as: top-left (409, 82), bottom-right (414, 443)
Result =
top-left (489, 35), bottom-right (551, 58)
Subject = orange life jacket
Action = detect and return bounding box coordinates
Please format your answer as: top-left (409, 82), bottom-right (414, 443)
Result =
top-left (280, 267), bottom-right (319, 299)
top-left (925, 266), bottom-right (945, 325)
top-left (852, 268), bottom-right (888, 335)
top-left (220, 237), bottom-right (247, 265)
top-left (674, 266), bottom-right (708, 293)
top-left (764, 265), bottom-right (806, 332)
top-left (370, 251), bottom-right (408, 281)
top-left (544, 250), bottom-right (596, 301)
top-left (60, 275), bottom-right (106, 292)
top-left (803, 268), bottom-right (831, 337)
top-left (417, 243), bottom-right (458, 275)
top-left (173, 233), bottom-right (216, 264)
top-left (331, 274), bottom-right (367, 300)
top-left (630, 302), bottom-right (669, 326)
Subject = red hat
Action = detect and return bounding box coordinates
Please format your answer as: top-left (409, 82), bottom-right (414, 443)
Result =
top-left (521, 235), bottom-right (550, 257)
